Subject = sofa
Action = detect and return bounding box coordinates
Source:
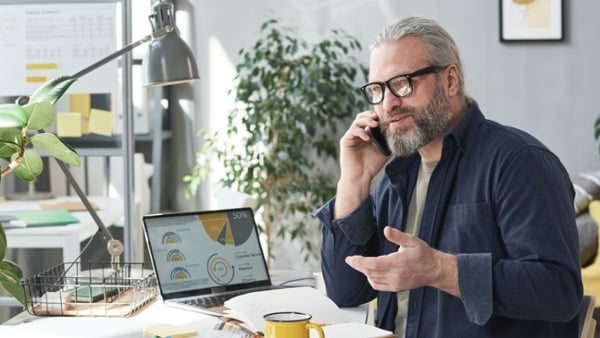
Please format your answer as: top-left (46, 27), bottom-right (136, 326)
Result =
top-left (574, 171), bottom-right (600, 301)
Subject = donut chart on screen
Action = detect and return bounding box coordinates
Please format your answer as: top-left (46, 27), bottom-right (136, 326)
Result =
top-left (199, 211), bottom-right (253, 246)
top-left (207, 254), bottom-right (234, 284)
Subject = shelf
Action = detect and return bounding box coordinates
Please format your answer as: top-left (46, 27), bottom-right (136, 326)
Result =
top-left (62, 131), bottom-right (172, 157)
top-left (57, 129), bottom-right (171, 213)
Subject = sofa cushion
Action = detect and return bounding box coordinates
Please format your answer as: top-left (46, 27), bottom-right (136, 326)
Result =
top-left (581, 201), bottom-right (600, 302)
top-left (573, 171), bottom-right (600, 215)
top-left (578, 212), bottom-right (599, 266)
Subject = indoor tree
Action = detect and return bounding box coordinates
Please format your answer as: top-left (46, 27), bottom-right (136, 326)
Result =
top-left (184, 19), bottom-right (368, 263)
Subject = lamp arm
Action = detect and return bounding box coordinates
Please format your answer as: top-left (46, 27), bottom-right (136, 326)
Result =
top-left (72, 26), bottom-right (173, 79)
top-left (54, 159), bottom-right (112, 241)
top-left (54, 158), bottom-right (124, 265)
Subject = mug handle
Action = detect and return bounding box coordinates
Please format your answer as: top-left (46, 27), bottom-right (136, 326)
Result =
top-left (306, 322), bottom-right (325, 338)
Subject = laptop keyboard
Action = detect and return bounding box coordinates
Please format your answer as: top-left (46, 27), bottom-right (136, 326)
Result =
top-left (183, 291), bottom-right (246, 308)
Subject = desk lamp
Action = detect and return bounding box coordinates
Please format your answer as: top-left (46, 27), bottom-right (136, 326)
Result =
top-left (41, 1), bottom-right (198, 268)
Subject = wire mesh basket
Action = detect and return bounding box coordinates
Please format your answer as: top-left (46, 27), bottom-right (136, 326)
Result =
top-left (22, 262), bottom-right (158, 317)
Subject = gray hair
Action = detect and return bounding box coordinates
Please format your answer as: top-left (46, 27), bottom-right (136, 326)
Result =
top-left (371, 17), bottom-right (465, 96)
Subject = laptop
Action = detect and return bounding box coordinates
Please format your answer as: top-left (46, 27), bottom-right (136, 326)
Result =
top-left (142, 207), bottom-right (278, 316)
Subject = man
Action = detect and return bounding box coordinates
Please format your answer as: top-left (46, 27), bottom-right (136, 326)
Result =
top-left (314, 16), bottom-right (582, 337)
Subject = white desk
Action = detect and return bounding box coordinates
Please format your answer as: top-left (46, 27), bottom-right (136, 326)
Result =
top-left (0, 197), bottom-right (123, 307)
top-left (0, 297), bottom-right (367, 338)
top-left (1, 299), bottom-right (221, 338)
top-left (0, 196), bottom-right (123, 263)
top-left (0, 270), bottom-right (369, 338)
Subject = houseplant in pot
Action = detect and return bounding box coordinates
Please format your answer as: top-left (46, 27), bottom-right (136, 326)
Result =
top-left (0, 76), bottom-right (81, 306)
top-left (184, 19), bottom-right (368, 264)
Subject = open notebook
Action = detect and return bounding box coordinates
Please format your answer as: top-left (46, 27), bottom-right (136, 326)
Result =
top-left (142, 207), bottom-right (279, 316)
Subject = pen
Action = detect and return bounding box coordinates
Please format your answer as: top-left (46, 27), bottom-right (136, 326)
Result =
top-left (215, 319), bottom-right (262, 337)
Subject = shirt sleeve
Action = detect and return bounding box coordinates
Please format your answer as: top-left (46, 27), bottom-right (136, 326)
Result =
top-left (457, 253), bottom-right (493, 324)
top-left (313, 198), bottom-right (379, 307)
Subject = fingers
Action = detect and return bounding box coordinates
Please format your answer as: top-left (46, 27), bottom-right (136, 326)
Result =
top-left (348, 111), bottom-right (380, 142)
top-left (345, 254), bottom-right (400, 292)
top-left (345, 255), bottom-right (376, 273)
top-left (383, 226), bottom-right (417, 248)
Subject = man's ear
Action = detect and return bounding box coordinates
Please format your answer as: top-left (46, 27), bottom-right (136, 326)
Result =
top-left (445, 64), bottom-right (460, 96)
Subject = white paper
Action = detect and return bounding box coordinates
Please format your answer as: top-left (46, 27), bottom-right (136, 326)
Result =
top-left (0, 3), bottom-right (118, 96)
top-left (318, 322), bottom-right (395, 338)
top-left (223, 287), bottom-right (350, 332)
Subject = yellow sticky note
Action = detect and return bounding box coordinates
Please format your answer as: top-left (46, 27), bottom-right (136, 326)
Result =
top-left (88, 108), bottom-right (113, 136)
top-left (70, 94), bottom-right (91, 118)
top-left (56, 112), bottom-right (82, 137)
top-left (143, 324), bottom-right (197, 338)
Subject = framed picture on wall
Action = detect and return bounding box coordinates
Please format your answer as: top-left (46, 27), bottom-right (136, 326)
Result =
top-left (500, 0), bottom-right (564, 42)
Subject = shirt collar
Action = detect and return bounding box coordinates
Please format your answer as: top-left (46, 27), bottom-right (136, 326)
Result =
top-left (443, 102), bottom-right (485, 153)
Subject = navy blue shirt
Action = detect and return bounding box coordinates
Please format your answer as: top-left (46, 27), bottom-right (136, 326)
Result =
top-left (314, 104), bottom-right (583, 337)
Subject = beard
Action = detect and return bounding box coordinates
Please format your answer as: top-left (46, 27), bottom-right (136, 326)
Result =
top-left (382, 82), bottom-right (454, 157)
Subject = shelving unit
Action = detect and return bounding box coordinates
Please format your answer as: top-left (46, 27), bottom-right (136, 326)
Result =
top-left (63, 130), bottom-right (172, 213)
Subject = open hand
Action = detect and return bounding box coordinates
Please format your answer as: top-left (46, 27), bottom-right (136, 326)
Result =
top-left (345, 226), bottom-right (460, 296)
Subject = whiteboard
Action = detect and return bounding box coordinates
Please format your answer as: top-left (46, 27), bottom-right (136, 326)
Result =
top-left (0, 2), bottom-right (119, 96)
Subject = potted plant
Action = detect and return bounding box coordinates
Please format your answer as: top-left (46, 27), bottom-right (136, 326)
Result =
top-left (0, 76), bottom-right (81, 306)
top-left (184, 19), bottom-right (368, 264)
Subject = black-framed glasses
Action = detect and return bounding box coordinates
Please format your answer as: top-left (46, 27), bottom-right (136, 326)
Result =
top-left (359, 65), bottom-right (447, 105)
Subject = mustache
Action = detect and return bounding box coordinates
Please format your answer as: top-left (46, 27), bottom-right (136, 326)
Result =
top-left (384, 107), bottom-right (414, 125)
top-left (389, 107), bottom-right (414, 117)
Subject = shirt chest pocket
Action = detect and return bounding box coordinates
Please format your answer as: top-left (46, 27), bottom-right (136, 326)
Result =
top-left (438, 202), bottom-right (500, 254)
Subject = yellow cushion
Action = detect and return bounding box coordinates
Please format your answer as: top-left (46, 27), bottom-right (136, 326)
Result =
top-left (581, 200), bottom-right (600, 303)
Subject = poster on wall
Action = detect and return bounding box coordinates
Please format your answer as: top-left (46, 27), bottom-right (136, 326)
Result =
top-left (0, 2), bottom-right (119, 96)
top-left (500, 0), bottom-right (564, 42)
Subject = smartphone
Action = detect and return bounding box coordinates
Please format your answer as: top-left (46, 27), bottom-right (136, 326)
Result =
top-left (366, 126), bottom-right (391, 156)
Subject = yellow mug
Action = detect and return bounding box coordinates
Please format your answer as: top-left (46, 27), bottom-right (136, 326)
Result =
top-left (263, 312), bottom-right (325, 338)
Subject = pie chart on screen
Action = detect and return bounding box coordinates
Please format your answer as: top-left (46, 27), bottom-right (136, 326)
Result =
top-left (199, 211), bottom-right (253, 246)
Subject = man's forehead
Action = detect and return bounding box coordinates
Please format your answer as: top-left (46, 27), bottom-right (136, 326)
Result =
top-left (369, 37), bottom-right (428, 78)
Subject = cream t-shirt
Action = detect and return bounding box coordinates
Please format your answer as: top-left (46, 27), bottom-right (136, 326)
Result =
top-left (394, 159), bottom-right (438, 337)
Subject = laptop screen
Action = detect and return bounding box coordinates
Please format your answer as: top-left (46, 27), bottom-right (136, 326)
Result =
top-left (142, 208), bottom-right (272, 299)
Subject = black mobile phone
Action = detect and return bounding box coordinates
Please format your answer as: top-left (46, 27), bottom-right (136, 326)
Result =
top-left (366, 126), bottom-right (391, 156)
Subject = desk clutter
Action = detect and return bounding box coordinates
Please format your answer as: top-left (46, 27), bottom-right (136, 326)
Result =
top-left (139, 287), bottom-right (393, 338)
top-left (22, 262), bottom-right (158, 317)
top-left (219, 287), bottom-right (394, 338)
top-left (2, 276), bottom-right (394, 338)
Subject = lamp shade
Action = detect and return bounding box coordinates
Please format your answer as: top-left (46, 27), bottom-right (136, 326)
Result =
top-left (146, 32), bottom-right (199, 87)
top-left (145, 1), bottom-right (199, 87)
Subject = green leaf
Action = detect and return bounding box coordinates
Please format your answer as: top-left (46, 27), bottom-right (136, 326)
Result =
top-left (30, 133), bottom-right (80, 166)
top-left (0, 225), bottom-right (6, 260)
top-left (0, 260), bottom-right (23, 281)
top-left (595, 114), bottom-right (600, 140)
top-left (29, 76), bottom-right (77, 104)
top-left (0, 104), bottom-right (28, 128)
top-left (25, 101), bottom-right (54, 130)
top-left (0, 261), bottom-right (26, 307)
top-left (14, 149), bottom-right (43, 182)
top-left (0, 128), bottom-right (23, 158)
